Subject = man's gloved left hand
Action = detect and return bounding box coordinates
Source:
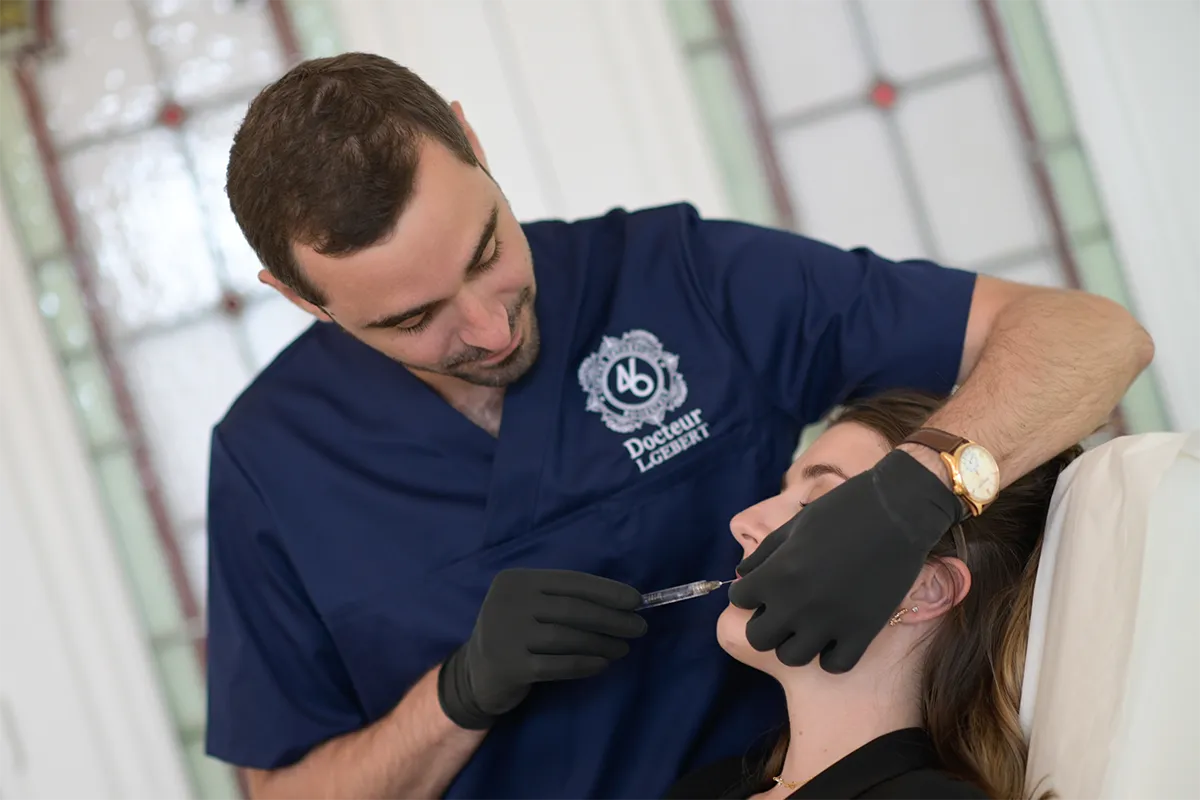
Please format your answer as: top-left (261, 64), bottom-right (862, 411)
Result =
top-left (727, 449), bottom-right (964, 672)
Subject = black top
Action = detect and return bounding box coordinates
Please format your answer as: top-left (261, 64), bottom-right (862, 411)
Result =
top-left (665, 728), bottom-right (990, 799)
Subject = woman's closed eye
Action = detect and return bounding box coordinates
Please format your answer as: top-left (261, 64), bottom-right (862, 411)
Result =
top-left (789, 480), bottom-right (843, 513)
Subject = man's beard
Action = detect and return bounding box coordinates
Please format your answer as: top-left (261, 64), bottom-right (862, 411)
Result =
top-left (410, 287), bottom-right (541, 388)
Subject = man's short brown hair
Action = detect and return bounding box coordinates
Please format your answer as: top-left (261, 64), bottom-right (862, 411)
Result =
top-left (226, 53), bottom-right (479, 305)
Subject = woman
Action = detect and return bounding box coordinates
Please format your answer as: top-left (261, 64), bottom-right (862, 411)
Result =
top-left (669, 391), bottom-right (1077, 799)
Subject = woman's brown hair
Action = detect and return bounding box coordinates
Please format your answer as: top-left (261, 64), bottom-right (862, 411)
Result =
top-left (760, 390), bottom-right (1079, 798)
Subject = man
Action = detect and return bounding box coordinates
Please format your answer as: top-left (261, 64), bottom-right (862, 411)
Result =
top-left (207, 53), bottom-right (1151, 799)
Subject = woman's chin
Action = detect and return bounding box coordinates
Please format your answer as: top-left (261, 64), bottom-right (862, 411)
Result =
top-left (716, 604), bottom-right (779, 673)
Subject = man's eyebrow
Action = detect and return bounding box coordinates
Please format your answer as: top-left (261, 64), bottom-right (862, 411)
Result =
top-left (464, 204), bottom-right (499, 275)
top-left (364, 204), bottom-right (499, 329)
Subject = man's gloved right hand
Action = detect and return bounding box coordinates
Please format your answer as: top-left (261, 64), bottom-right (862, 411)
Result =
top-left (437, 568), bottom-right (647, 730)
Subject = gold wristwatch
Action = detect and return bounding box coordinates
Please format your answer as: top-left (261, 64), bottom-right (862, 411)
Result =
top-left (902, 428), bottom-right (1000, 517)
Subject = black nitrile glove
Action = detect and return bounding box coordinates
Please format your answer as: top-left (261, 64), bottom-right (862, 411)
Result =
top-left (728, 449), bottom-right (964, 673)
top-left (438, 568), bottom-right (647, 729)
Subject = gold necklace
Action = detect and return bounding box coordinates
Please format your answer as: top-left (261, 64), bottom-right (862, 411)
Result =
top-left (772, 774), bottom-right (804, 790)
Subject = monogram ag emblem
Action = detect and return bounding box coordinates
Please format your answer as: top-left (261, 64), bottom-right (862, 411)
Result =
top-left (577, 329), bottom-right (688, 434)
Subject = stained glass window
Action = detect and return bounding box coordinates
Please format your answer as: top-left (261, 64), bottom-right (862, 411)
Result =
top-left (0, 1), bottom-right (341, 795)
top-left (665, 0), bottom-right (1170, 434)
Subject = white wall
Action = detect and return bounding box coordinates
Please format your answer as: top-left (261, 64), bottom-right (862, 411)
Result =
top-left (0, 191), bottom-right (190, 797)
top-left (1042, 0), bottom-right (1200, 431)
top-left (328, 0), bottom-right (729, 224)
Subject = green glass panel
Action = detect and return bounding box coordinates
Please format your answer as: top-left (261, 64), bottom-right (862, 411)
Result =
top-left (156, 640), bottom-right (206, 730)
top-left (182, 733), bottom-right (240, 800)
top-left (995, 0), bottom-right (1073, 142)
top-left (1046, 145), bottom-right (1104, 237)
top-left (664, 0), bottom-right (719, 46)
top-left (0, 71), bottom-right (65, 260)
top-left (1121, 369), bottom-right (1171, 433)
top-left (1072, 236), bottom-right (1127, 305)
top-left (37, 258), bottom-right (93, 353)
top-left (94, 450), bottom-right (188, 637)
top-left (688, 49), bottom-right (778, 227)
top-left (286, 0), bottom-right (343, 58)
top-left (1072, 236), bottom-right (1172, 431)
top-left (65, 356), bottom-right (125, 448)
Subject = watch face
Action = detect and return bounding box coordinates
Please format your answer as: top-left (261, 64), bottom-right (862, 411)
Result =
top-left (959, 444), bottom-right (1000, 503)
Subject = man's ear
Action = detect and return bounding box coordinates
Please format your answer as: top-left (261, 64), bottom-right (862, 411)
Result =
top-left (450, 101), bottom-right (489, 171)
top-left (258, 270), bottom-right (332, 323)
top-left (903, 558), bottom-right (971, 624)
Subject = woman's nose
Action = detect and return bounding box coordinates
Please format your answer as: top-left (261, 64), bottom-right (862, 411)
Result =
top-left (729, 505), bottom-right (769, 555)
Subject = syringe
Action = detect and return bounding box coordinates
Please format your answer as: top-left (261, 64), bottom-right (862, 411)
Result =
top-left (638, 579), bottom-right (733, 610)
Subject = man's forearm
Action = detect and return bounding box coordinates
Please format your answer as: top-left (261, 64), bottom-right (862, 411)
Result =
top-left (245, 666), bottom-right (486, 800)
top-left (903, 288), bottom-right (1154, 485)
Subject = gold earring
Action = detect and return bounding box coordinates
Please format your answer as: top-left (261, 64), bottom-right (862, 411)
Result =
top-left (888, 606), bottom-right (919, 627)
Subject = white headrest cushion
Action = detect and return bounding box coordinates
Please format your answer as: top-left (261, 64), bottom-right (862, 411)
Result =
top-left (1020, 432), bottom-right (1200, 798)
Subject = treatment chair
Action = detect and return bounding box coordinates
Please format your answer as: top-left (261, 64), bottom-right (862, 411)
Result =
top-left (1020, 431), bottom-right (1200, 798)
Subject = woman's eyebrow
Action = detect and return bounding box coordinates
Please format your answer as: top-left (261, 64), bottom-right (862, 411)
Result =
top-left (782, 461), bottom-right (850, 490)
top-left (801, 462), bottom-right (849, 482)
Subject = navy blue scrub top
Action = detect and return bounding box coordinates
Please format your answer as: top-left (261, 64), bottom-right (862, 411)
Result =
top-left (205, 204), bottom-right (975, 798)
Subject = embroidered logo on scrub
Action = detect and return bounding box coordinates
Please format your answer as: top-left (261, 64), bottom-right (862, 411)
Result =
top-left (578, 329), bottom-right (710, 473)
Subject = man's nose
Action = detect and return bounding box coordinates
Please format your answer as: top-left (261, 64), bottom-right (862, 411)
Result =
top-left (458, 290), bottom-right (511, 352)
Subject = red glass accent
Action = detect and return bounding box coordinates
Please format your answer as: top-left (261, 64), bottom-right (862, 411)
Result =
top-left (219, 289), bottom-right (245, 317)
top-left (869, 79), bottom-right (898, 109)
top-left (158, 100), bottom-right (186, 128)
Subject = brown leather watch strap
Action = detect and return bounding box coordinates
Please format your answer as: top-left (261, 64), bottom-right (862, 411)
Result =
top-left (902, 427), bottom-right (968, 454)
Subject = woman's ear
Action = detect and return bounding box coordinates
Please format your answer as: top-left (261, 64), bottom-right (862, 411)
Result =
top-left (902, 558), bottom-right (971, 624)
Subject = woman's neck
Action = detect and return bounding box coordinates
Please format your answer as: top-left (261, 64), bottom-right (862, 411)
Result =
top-left (769, 664), bottom-right (924, 793)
